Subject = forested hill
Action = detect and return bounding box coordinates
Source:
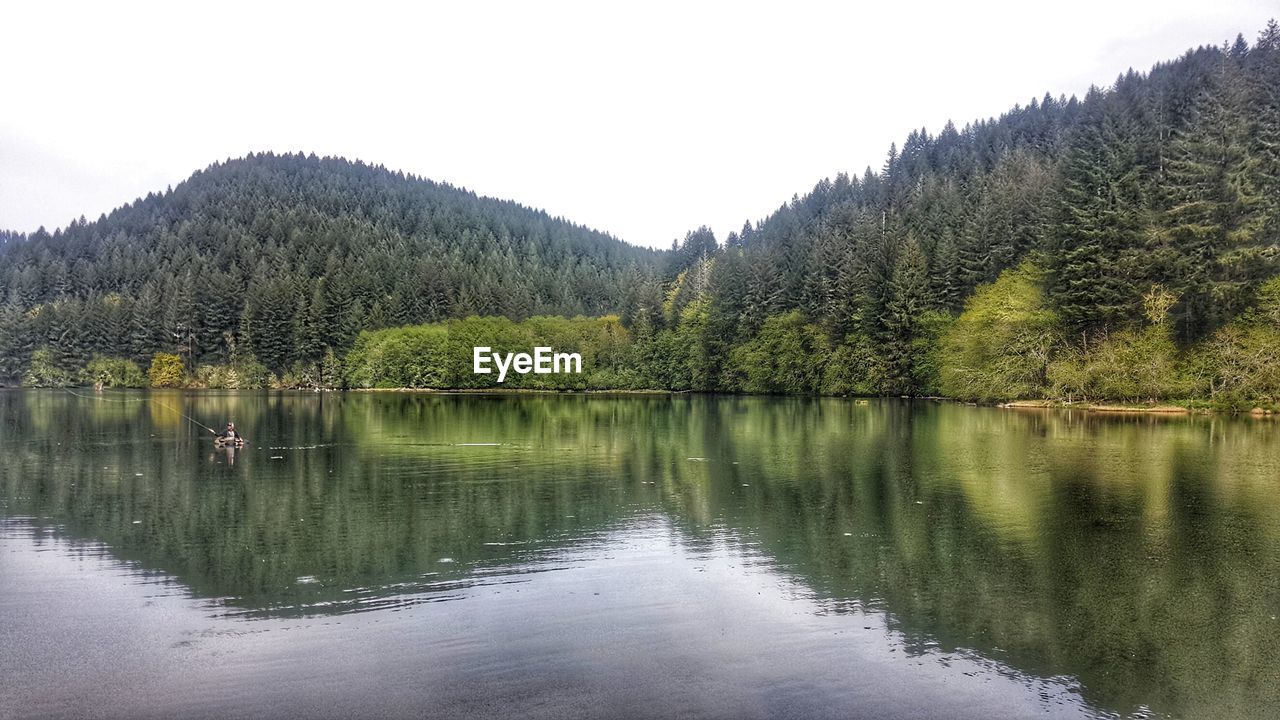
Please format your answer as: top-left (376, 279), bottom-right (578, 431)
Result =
top-left (675, 25), bottom-right (1280, 344)
top-left (0, 153), bottom-right (659, 378)
top-left (5, 22), bottom-right (1280, 406)
top-left (619, 22), bottom-right (1279, 403)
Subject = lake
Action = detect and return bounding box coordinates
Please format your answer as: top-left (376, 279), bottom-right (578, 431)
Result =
top-left (1, 390), bottom-right (1278, 719)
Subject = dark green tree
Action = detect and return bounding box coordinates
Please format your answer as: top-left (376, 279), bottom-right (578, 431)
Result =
top-left (1048, 92), bottom-right (1148, 335)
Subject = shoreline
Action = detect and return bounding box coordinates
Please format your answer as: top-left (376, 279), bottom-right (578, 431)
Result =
top-left (346, 387), bottom-right (680, 396)
top-left (999, 399), bottom-right (1277, 416)
top-left (10, 385), bottom-right (1277, 416)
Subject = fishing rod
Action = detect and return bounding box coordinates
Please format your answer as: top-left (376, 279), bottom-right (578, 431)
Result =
top-left (61, 387), bottom-right (223, 435)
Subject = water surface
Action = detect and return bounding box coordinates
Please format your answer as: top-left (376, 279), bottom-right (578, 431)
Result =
top-left (2, 391), bottom-right (1278, 719)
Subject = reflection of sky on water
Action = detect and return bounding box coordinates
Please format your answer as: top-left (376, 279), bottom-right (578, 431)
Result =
top-left (0, 515), bottom-right (1099, 720)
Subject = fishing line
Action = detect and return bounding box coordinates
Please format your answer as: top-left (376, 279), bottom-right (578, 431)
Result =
top-left (61, 387), bottom-right (222, 435)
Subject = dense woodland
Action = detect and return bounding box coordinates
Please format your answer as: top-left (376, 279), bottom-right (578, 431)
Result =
top-left (3, 22), bottom-right (1280, 407)
top-left (0, 154), bottom-right (658, 381)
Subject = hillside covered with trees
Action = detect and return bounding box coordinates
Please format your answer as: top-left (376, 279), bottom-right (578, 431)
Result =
top-left (0, 153), bottom-right (659, 381)
top-left (3, 22), bottom-right (1279, 408)
top-left (615, 21), bottom-right (1280, 407)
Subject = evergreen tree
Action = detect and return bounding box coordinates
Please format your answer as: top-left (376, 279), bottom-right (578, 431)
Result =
top-left (1161, 46), bottom-right (1267, 337)
top-left (1049, 92), bottom-right (1147, 335)
top-left (1249, 21), bottom-right (1280, 247)
top-left (884, 236), bottom-right (930, 393)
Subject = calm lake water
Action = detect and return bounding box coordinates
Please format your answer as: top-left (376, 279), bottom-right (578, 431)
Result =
top-left (1, 390), bottom-right (1278, 719)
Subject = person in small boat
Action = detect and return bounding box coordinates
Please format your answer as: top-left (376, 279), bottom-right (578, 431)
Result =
top-left (221, 422), bottom-right (240, 441)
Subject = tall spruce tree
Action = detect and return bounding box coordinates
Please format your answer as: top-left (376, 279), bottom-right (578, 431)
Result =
top-left (1161, 44), bottom-right (1266, 338)
top-left (1249, 21), bottom-right (1280, 247)
top-left (1049, 91), bottom-right (1147, 335)
top-left (884, 236), bottom-right (930, 393)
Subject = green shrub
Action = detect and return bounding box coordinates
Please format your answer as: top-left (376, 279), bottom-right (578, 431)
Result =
top-left (193, 359), bottom-right (272, 389)
top-left (22, 348), bottom-right (74, 388)
top-left (728, 311), bottom-right (829, 394)
top-left (635, 328), bottom-right (693, 391)
top-left (822, 335), bottom-right (886, 396)
top-left (1185, 279), bottom-right (1280, 407)
top-left (937, 263), bottom-right (1062, 402)
top-left (1047, 325), bottom-right (1186, 403)
top-left (344, 316), bottom-right (638, 390)
top-left (910, 311), bottom-right (954, 396)
top-left (147, 353), bottom-right (186, 388)
top-left (346, 325), bottom-right (451, 388)
top-left (85, 356), bottom-right (146, 388)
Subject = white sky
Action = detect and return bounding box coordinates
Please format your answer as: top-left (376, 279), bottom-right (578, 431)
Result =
top-left (1, 0), bottom-right (1274, 248)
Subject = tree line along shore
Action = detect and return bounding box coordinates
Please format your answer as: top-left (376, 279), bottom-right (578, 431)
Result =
top-left (15, 287), bottom-right (1280, 413)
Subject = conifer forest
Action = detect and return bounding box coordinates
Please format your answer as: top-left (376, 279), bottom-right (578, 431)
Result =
top-left (3, 23), bottom-right (1279, 408)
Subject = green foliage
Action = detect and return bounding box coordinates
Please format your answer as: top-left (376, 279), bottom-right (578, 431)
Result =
top-left (22, 348), bottom-right (74, 387)
top-left (1047, 326), bottom-right (1186, 403)
top-left (937, 264), bottom-right (1061, 402)
top-left (1188, 325), bottom-right (1280, 407)
top-left (345, 316), bottom-right (636, 391)
top-left (147, 353), bottom-right (186, 388)
top-left (883, 236), bottom-right (931, 393)
top-left (909, 311), bottom-right (954, 396)
top-left (192, 362), bottom-right (272, 389)
top-left (1048, 93), bottom-right (1147, 333)
top-left (85, 356), bottom-right (146, 388)
top-left (0, 303), bottom-right (28, 382)
top-left (1160, 51), bottom-right (1271, 338)
top-left (634, 329), bottom-right (693, 391)
top-left (728, 311), bottom-right (829, 394)
top-left (347, 325), bottom-right (451, 389)
top-left (320, 348), bottom-right (343, 389)
top-left (1185, 277), bottom-right (1280, 407)
top-left (1047, 285), bottom-right (1188, 402)
top-left (822, 335), bottom-right (888, 396)
top-left (674, 297), bottom-right (717, 391)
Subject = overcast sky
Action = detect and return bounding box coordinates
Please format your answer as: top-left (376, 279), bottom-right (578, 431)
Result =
top-left (1, 1), bottom-right (1274, 248)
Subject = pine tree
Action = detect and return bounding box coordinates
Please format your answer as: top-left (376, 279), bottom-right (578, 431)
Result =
top-left (0, 300), bottom-right (31, 382)
top-left (1249, 19), bottom-right (1280, 245)
top-left (930, 229), bottom-right (962, 311)
top-left (859, 214), bottom-right (898, 340)
top-left (164, 272), bottom-right (197, 367)
top-left (130, 283), bottom-right (166, 363)
top-left (1162, 45), bottom-right (1266, 338)
top-left (883, 236), bottom-right (930, 393)
top-left (1049, 92), bottom-right (1147, 335)
top-left (737, 250), bottom-right (781, 341)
